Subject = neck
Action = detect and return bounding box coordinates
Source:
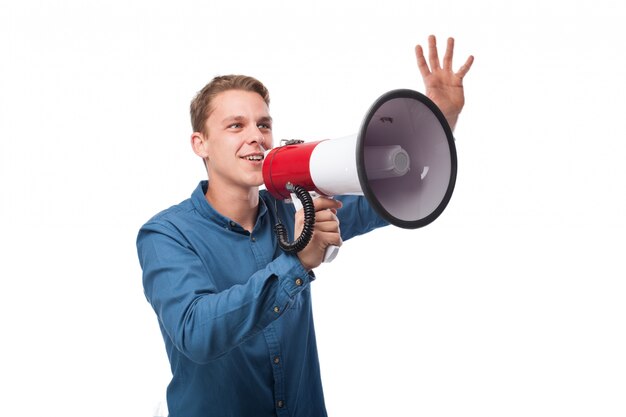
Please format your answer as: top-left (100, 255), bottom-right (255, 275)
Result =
top-left (205, 180), bottom-right (260, 232)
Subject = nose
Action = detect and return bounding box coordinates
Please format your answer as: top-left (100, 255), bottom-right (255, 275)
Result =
top-left (249, 126), bottom-right (268, 150)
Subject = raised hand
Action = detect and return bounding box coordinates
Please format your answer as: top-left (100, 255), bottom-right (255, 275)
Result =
top-left (415, 35), bottom-right (474, 131)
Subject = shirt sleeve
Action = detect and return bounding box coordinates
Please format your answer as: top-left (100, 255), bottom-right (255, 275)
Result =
top-left (137, 221), bottom-right (312, 364)
top-left (335, 195), bottom-right (389, 241)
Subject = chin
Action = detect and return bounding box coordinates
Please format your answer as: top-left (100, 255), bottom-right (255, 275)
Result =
top-left (246, 174), bottom-right (264, 188)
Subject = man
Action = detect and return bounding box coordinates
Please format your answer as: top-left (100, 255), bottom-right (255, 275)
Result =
top-left (137, 35), bottom-right (473, 417)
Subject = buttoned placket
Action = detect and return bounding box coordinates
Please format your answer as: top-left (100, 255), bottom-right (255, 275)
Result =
top-left (264, 323), bottom-right (289, 416)
top-left (246, 208), bottom-right (289, 415)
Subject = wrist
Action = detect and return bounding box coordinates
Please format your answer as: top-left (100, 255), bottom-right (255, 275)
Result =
top-left (296, 253), bottom-right (315, 272)
top-left (443, 111), bottom-right (459, 132)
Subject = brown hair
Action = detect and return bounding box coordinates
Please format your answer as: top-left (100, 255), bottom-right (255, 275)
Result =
top-left (190, 75), bottom-right (270, 135)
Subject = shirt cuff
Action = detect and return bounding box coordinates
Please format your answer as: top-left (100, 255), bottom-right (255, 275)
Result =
top-left (269, 253), bottom-right (315, 309)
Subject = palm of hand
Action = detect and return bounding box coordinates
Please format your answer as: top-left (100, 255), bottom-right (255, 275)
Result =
top-left (423, 70), bottom-right (466, 119)
top-left (415, 35), bottom-right (474, 129)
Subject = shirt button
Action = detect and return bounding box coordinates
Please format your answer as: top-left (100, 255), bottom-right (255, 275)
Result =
top-left (229, 221), bottom-right (236, 227)
top-left (277, 400), bottom-right (284, 408)
top-left (295, 278), bottom-right (303, 286)
top-left (273, 306), bottom-right (280, 313)
top-left (273, 356), bottom-right (280, 364)
top-left (251, 236), bottom-right (256, 242)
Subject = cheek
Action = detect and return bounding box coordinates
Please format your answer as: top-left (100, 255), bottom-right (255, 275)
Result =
top-left (208, 137), bottom-right (239, 159)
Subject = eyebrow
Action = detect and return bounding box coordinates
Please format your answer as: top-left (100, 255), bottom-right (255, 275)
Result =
top-left (221, 115), bottom-right (273, 124)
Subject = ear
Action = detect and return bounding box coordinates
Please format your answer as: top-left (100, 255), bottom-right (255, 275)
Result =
top-left (191, 132), bottom-right (209, 159)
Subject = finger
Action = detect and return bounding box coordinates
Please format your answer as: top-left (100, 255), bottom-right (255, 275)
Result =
top-left (315, 230), bottom-right (343, 247)
top-left (312, 197), bottom-right (342, 212)
top-left (443, 37), bottom-right (454, 71)
top-left (327, 233), bottom-right (343, 248)
top-left (428, 34), bottom-right (441, 70)
top-left (314, 220), bottom-right (341, 233)
top-left (414, 44), bottom-right (431, 78)
top-left (455, 55), bottom-right (474, 79)
top-left (315, 210), bottom-right (340, 225)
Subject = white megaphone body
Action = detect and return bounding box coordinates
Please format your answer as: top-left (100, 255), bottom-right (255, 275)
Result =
top-left (262, 89), bottom-right (457, 261)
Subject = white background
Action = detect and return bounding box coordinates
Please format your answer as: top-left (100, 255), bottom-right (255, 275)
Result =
top-left (1, 1), bottom-right (625, 416)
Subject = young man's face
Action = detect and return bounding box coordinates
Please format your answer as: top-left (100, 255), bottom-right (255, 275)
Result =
top-left (200, 89), bottom-right (273, 190)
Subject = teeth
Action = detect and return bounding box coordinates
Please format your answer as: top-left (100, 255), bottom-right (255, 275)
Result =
top-left (245, 155), bottom-right (263, 161)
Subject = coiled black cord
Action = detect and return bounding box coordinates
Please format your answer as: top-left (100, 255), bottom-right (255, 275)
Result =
top-left (274, 183), bottom-right (315, 253)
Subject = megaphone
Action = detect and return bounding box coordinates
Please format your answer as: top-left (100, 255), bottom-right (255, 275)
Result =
top-left (262, 89), bottom-right (457, 260)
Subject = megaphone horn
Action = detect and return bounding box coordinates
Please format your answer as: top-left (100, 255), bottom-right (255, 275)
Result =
top-left (262, 89), bottom-right (457, 255)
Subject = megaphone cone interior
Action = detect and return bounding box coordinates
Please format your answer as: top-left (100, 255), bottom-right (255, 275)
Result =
top-left (357, 89), bottom-right (456, 229)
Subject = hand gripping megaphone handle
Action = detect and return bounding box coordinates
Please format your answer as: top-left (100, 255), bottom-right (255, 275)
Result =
top-left (290, 191), bottom-right (340, 263)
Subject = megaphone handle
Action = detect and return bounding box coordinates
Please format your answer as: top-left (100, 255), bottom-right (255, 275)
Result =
top-left (323, 245), bottom-right (340, 263)
top-left (290, 192), bottom-right (340, 263)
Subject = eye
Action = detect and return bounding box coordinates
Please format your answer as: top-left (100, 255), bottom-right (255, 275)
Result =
top-left (228, 123), bottom-right (242, 129)
top-left (257, 123), bottom-right (272, 130)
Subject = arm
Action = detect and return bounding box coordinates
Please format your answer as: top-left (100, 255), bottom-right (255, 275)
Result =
top-left (335, 194), bottom-right (389, 241)
top-left (137, 222), bottom-right (311, 364)
top-left (415, 35), bottom-right (474, 131)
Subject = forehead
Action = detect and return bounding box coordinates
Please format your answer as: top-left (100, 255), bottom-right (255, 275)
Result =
top-left (209, 89), bottom-right (269, 120)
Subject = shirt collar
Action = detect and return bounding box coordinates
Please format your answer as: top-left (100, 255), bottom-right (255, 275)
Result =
top-left (191, 180), bottom-right (269, 230)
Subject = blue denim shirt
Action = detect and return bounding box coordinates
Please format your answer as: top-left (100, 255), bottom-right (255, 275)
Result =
top-left (137, 181), bottom-right (387, 417)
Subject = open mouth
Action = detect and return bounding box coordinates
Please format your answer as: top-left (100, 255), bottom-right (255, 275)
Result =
top-left (241, 155), bottom-right (264, 162)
